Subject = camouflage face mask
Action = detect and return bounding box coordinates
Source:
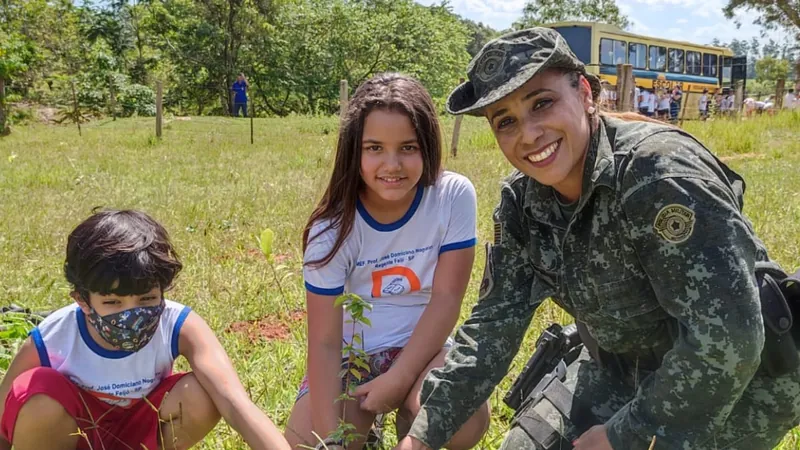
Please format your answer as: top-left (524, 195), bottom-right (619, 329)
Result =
top-left (87, 301), bottom-right (164, 352)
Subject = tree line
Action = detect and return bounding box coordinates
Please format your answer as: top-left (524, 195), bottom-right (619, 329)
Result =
top-left (0, 0), bottom-right (797, 133)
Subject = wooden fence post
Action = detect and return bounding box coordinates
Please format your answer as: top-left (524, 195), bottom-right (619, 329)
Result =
top-left (615, 64), bottom-right (634, 112)
top-left (71, 81), bottom-right (82, 136)
top-left (734, 80), bottom-right (744, 119)
top-left (450, 77), bottom-right (465, 157)
top-left (156, 80), bottom-right (163, 139)
top-left (109, 75), bottom-right (117, 121)
top-left (0, 77), bottom-right (7, 135)
top-left (775, 79), bottom-right (785, 110)
top-left (339, 80), bottom-right (349, 120)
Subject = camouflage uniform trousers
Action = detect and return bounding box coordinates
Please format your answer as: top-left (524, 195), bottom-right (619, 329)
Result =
top-left (499, 348), bottom-right (800, 450)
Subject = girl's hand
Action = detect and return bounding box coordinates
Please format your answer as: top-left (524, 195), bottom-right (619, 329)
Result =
top-left (352, 370), bottom-right (413, 414)
top-left (392, 435), bottom-right (432, 450)
top-left (573, 425), bottom-right (613, 450)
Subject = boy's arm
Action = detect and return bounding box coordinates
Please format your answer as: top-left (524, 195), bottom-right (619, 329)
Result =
top-left (178, 311), bottom-right (290, 450)
top-left (0, 338), bottom-right (41, 449)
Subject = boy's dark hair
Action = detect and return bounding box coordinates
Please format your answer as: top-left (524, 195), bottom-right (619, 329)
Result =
top-left (64, 209), bottom-right (182, 303)
top-left (302, 72), bottom-right (442, 267)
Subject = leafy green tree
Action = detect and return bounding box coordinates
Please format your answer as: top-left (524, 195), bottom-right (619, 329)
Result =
top-left (0, 32), bottom-right (36, 134)
top-left (514, 0), bottom-right (630, 30)
top-left (242, 0), bottom-right (469, 115)
top-left (461, 19), bottom-right (499, 57)
top-left (756, 56), bottom-right (791, 82)
top-left (723, 0), bottom-right (800, 39)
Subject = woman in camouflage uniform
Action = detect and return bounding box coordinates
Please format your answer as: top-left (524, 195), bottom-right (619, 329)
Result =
top-left (394, 27), bottom-right (800, 450)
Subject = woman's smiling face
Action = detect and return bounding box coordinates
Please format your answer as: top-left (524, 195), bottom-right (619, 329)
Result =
top-left (483, 69), bottom-right (595, 201)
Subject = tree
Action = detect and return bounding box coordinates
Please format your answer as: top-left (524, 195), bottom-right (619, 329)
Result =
top-left (755, 56), bottom-right (791, 82)
top-left (240, 0), bottom-right (470, 116)
top-left (750, 37), bottom-right (761, 59)
top-left (0, 0), bottom-right (483, 117)
top-left (145, 0), bottom-right (278, 114)
top-left (461, 19), bottom-right (499, 57)
top-left (728, 38), bottom-right (749, 57)
top-left (514, 0), bottom-right (630, 30)
top-left (762, 38), bottom-right (780, 58)
top-left (0, 31), bottom-right (38, 134)
top-left (722, 0), bottom-right (800, 39)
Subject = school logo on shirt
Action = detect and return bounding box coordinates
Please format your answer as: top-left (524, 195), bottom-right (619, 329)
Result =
top-left (371, 267), bottom-right (421, 298)
top-left (654, 204), bottom-right (695, 243)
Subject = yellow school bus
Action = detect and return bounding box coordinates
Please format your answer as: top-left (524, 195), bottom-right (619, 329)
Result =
top-left (547, 21), bottom-right (746, 118)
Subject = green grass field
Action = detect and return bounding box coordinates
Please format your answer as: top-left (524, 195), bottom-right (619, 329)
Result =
top-left (1, 111), bottom-right (800, 449)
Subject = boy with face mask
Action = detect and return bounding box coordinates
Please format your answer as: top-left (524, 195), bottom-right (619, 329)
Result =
top-left (0, 209), bottom-right (290, 450)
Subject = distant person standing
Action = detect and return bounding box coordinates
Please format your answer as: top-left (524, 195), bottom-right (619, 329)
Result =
top-left (669, 85), bottom-right (683, 122)
top-left (634, 85), bottom-right (641, 112)
top-left (657, 89), bottom-right (671, 120)
top-left (231, 73), bottom-right (250, 118)
top-left (783, 89), bottom-right (796, 109)
top-left (646, 89), bottom-right (656, 117)
top-left (638, 87), bottom-right (650, 115)
top-left (699, 88), bottom-right (709, 120)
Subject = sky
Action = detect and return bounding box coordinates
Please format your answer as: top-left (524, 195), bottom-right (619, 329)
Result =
top-left (414, 0), bottom-right (794, 48)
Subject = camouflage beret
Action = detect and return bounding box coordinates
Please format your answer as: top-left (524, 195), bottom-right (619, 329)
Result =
top-left (447, 27), bottom-right (601, 116)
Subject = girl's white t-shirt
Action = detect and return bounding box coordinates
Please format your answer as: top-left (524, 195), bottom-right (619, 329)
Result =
top-left (31, 300), bottom-right (191, 408)
top-left (303, 171), bottom-right (477, 355)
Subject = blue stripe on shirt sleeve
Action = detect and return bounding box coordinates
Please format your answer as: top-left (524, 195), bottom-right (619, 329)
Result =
top-left (305, 282), bottom-right (345, 296)
top-left (29, 328), bottom-right (51, 367)
top-left (439, 237), bottom-right (477, 254)
top-left (171, 306), bottom-right (192, 359)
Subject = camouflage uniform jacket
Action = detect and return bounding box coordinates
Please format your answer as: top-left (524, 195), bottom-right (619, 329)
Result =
top-left (408, 116), bottom-right (786, 449)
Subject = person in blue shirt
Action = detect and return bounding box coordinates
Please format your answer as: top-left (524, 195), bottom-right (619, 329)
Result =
top-left (231, 73), bottom-right (250, 117)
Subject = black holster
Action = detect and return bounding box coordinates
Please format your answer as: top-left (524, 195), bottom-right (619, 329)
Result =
top-left (756, 265), bottom-right (800, 377)
top-left (511, 360), bottom-right (601, 449)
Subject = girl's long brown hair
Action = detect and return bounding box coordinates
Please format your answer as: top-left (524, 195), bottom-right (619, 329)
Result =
top-left (302, 73), bottom-right (442, 268)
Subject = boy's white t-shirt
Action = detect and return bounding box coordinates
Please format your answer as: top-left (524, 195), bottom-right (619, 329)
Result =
top-left (303, 171), bottom-right (477, 355)
top-left (699, 94), bottom-right (708, 111)
top-left (30, 300), bottom-right (191, 408)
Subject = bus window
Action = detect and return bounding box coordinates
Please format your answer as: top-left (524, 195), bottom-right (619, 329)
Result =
top-left (649, 45), bottom-right (666, 71)
top-left (668, 48), bottom-right (684, 73)
top-left (722, 56), bottom-right (732, 85)
top-left (551, 26), bottom-right (591, 64)
top-left (686, 51), bottom-right (701, 75)
top-left (628, 43), bottom-right (647, 69)
top-left (600, 38), bottom-right (626, 65)
top-left (703, 53), bottom-right (718, 77)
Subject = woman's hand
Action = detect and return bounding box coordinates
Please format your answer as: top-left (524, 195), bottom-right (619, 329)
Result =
top-left (352, 370), bottom-right (414, 414)
top-left (573, 425), bottom-right (613, 450)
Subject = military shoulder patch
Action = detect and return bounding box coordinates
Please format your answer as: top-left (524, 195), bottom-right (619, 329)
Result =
top-left (653, 204), bottom-right (695, 243)
top-left (478, 243), bottom-right (495, 301)
top-left (493, 222), bottom-right (503, 245)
